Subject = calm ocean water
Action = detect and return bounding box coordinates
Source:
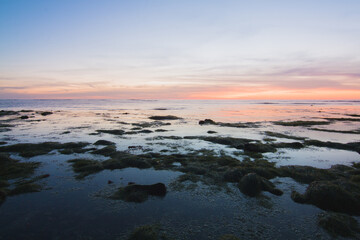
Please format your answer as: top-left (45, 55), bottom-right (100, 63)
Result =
top-left (0, 99), bottom-right (360, 239)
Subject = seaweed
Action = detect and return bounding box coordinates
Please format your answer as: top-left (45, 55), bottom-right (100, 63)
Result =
top-left (0, 153), bottom-right (47, 204)
top-left (318, 212), bottom-right (360, 238)
top-left (308, 128), bottom-right (360, 134)
top-left (324, 117), bottom-right (360, 122)
top-left (0, 141), bottom-right (90, 157)
top-left (132, 121), bottom-right (171, 128)
top-left (304, 140), bottom-right (360, 153)
top-left (199, 119), bottom-right (259, 128)
top-left (110, 183), bottom-right (166, 203)
top-left (264, 131), bottom-right (306, 140)
top-left (0, 110), bottom-right (18, 117)
top-left (91, 145), bottom-right (117, 156)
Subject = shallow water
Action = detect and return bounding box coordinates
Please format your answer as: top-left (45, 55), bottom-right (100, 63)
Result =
top-left (0, 99), bottom-right (360, 239)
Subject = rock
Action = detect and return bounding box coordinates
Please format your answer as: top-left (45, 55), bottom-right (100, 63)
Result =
top-left (223, 169), bottom-right (244, 182)
top-left (238, 173), bottom-right (283, 197)
top-left (318, 212), bottom-right (360, 238)
top-left (199, 119), bottom-right (216, 125)
top-left (94, 140), bottom-right (115, 146)
top-left (110, 183), bottom-right (167, 203)
top-left (0, 189), bottom-right (6, 201)
top-left (108, 180), bottom-right (113, 184)
top-left (20, 115), bottom-right (29, 119)
top-left (244, 143), bottom-right (276, 153)
top-left (291, 180), bottom-right (360, 215)
top-left (40, 111), bottom-right (53, 116)
top-left (148, 115), bottom-right (181, 120)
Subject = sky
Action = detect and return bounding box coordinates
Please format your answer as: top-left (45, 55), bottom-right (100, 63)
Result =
top-left (0, 0), bottom-right (360, 100)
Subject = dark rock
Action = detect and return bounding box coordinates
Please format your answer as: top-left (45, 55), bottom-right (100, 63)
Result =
top-left (199, 119), bottom-right (216, 125)
top-left (318, 212), bottom-right (360, 238)
top-left (244, 143), bottom-right (276, 153)
top-left (91, 146), bottom-right (117, 156)
top-left (238, 173), bottom-right (283, 197)
top-left (94, 140), bottom-right (115, 146)
top-left (207, 130), bottom-right (217, 134)
top-left (279, 165), bottom-right (337, 184)
top-left (40, 111), bottom-right (53, 116)
top-left (0, 110), bottom-right (18, 117)
top-left (291, 180), bottom-right (360, 215)
top-left (108, 180), bottom-right (113, 184)
top-left (148, 115), bottom-right (181, 120)
top-left (20, 115), bottom-right (29, 119)
top-left (96, 129), bottom-right (125, 135)
top-left (223, 169), bottom-right (244, 182)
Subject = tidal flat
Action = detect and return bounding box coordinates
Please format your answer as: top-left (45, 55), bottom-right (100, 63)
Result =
top-left (0, 99), bottom-right (360, 240)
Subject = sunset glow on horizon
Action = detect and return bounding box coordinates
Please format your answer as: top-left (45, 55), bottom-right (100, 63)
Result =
top-left (1, 0), bottom-right (360, 100)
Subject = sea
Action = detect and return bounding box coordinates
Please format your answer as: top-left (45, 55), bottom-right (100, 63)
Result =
top-left (0, 99), bottom-right (359, 239)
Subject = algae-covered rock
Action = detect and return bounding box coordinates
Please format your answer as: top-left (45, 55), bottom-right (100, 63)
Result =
top-left (149, 115), bottom-right (181, 120)
top-left (8, 183), bottom-right (42, 196)
top-left (91, 145), bottom-right (117, 156)
top-left (238, 173), bottom-right (283, 197)
top-left (244, 143), bottom-right (276, 153)
top-left (273, 120), bottom-right (330, 126)
top-left (291, 180), bottom-right (360, 215)
top-left (318, 212), bottom-right (360, 238)
top-left (278, 165), bottom-right (337, 184)
top-left (94, 140), bottom-right (115, 146)
top-left (110, 183), bottom-right (167, 203)
top-left (96, 129), bottom-right (125, 135)
top-left (0, 141), bottom-right (90, 157)
top-left (67, 159), bottom-right (104, 179)
top-left (199, 119), bottom-right (216, 125)
top-left (40, 111), bottom-right (53, 116)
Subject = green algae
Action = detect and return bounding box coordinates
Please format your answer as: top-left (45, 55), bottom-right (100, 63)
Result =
top-left (132, 121), bottom-right (171, 128)
top-left (264, 131), bottom-right (306, 140)
top-left (8, 183), bottom-right (42, 196)
top-left (0, 141), bottom-right (91, 157)
top-left (304, 140), bottom-right (360, 153)
top-left (110, 183), bottom-right (166, 203)
top-left (0, 110), bottom-right (18, 117)
top-left (199, 119), bottom-right (259, 128)
top-left (127, 224), bottom-right (166, 240)
top-left (0, 153), bottom-right (47, 204)
top-left (324, 117), bottom-right (360, 122)
top-left (318, 212), bottom-right (360, 238)
top-left (308, 128), bottom-right (360, 134)
top-left (91, 145), bottom-right (117, 156)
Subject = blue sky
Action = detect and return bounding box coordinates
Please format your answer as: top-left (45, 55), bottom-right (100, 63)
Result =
top-left (1, 0), bottom-right (360, 99)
